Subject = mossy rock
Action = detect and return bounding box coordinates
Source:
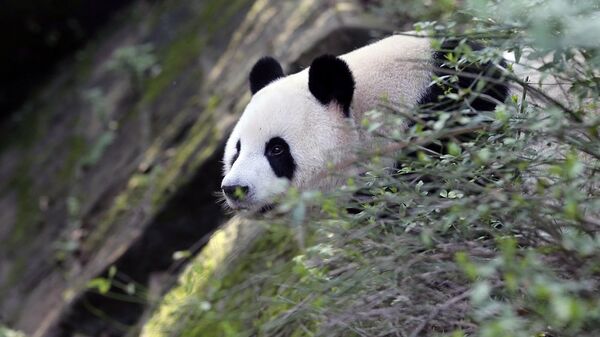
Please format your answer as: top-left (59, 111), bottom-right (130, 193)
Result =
top-left (142, 217), bottom-right (328, 337)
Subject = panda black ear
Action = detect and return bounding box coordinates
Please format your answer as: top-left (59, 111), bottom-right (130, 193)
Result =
top-left (308, 55), bottom-right (355, 117)
top-left (249, 57), bottom-right (284, 95)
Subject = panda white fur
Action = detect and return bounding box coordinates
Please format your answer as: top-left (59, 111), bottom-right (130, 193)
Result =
top-left (221, 34), bottom-right (508, 212)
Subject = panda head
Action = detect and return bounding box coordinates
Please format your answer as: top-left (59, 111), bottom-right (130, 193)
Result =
top-left (221, 55), bottom-right (356, 212)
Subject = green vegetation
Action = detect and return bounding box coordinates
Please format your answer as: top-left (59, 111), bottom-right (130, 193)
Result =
top-left (145, 0), bottom-right (600, 336)
top-left (142, 0), bottom-right (251, 103)
top-left (0, 326), bottom-right (26, 337)
top-left (106, 44), bottom-right (158, 95)
top-left (141, 35), bottom-right (202, 103)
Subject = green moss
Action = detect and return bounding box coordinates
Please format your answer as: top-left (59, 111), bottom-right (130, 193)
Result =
top-left (142, 219), bottom-right (325, 337)
top-left (0, 160), bottom-right (40, 303)
top-left (151, 106), bottom-right (220, 208)
top-left (142, 33), bottom-right (206, 103)
top-left (7, 163), bottom-right (39, 248)
top-left (57, 135), bottom-right (88, 183)
top-left (187, 229), bottom-right (298, 336)
top-left (199, 0), bottom-right (252, 34)
top-left (206, 95), bottom-right (221, 111)
top-left (81, 171), bottom-right (153, 255)
top-left (82, 91), bottom-right (224, 256)
top-left (142, 0), bottom-right (252, 104)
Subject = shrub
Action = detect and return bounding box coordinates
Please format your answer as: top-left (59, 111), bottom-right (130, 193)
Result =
top-left (260, 1), bottom-right (600, 336)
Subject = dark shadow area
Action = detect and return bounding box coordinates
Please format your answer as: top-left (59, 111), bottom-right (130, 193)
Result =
top-left (0, 0), bottom-right (148, 124)
top-left (57, 142), bottom-right (227, 337)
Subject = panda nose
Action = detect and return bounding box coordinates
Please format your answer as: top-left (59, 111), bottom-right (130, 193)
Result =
top-left (222, 185), bottom-right (249, 201)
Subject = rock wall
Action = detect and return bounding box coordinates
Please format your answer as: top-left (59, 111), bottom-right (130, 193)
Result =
top-left (0, 0), bottom-right (392, 336)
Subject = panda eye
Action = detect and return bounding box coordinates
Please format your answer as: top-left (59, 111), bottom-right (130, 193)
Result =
top-left (269, 144), bottom-right (285, 156)
top-left (265, 137), bottom-right (290, 158)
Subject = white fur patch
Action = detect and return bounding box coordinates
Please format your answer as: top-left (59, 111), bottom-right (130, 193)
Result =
top-left (222, 35), bottom-right (434, 210)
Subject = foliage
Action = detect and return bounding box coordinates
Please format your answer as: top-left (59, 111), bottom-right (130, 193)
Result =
top-left (105, 43), bottom-right (159, 94)
top-left (146, 0), bottom-right (600, 336)
top-left (0, 326), bottom-right (25, 337)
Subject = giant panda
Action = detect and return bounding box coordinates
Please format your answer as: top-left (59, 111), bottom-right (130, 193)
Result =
top-left (221, 34), bottom-right (509, 212)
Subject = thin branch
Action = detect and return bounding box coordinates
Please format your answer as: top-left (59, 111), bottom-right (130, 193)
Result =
top-left (408, 288), bottom-right (472, 337)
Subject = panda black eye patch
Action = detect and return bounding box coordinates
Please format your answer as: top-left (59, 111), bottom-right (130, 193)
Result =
top-left (230, 140), bottom-right (241, 167)
top-left (265, 137), bottom-right (295, 180)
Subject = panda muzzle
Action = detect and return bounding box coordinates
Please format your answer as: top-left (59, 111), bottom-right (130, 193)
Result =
top-left (222, 185), bottom-right (250, 201)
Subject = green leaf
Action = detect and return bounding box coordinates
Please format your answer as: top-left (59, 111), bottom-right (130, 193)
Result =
top-left (87, 278), bottom-right (111, 294)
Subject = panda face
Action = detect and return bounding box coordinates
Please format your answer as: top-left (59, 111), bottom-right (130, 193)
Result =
top-left (221, 56), bottom-right (356, 212)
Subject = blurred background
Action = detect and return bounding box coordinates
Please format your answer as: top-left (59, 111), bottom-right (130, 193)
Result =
top-left (0, 0), bottom-right (417, 336)
top-left (0, 0), bottom-right (139, 123)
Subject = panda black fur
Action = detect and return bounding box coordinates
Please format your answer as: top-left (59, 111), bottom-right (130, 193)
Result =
top-left (221, 34), bottom-right (509, 212)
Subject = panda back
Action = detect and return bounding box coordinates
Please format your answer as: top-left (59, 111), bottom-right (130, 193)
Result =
top-left (339, 35), bottom-right (509, 122)
top-left (340, 35), bottom-right (433, 120)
